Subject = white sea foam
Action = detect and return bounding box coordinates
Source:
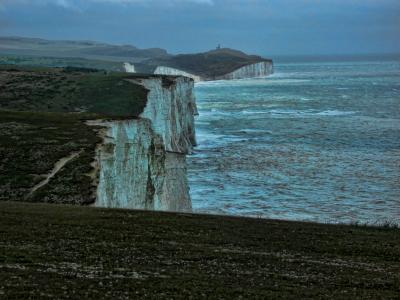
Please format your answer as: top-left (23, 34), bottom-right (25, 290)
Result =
top-left (241, 110), bottom-right (270, 115)
top-left (300, 97), bottom-right (312, 101)
top-left (268, 109), bottom-right (355, 117)
top-left (199, 108), bottom-right (356, 118)
top-left (196, 76), bottom-right (310, 88)
top-left (239, 129), bottom-right (272, 134)
top-left (315, 110), bottom-right (355, 116)
top-left (195, 120), bottom-right (211, 126)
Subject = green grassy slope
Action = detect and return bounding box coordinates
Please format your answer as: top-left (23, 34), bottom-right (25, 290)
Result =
top-left (1, 201), bottom-right (399, 299)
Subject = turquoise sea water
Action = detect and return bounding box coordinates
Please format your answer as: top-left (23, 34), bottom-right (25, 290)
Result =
top-left (189, 56), bottom-right (400, 224)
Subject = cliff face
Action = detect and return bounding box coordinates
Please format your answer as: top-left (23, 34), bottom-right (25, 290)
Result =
top-left (136, 76), bottom-right (198, 153)
top-left (154, 66), bottom-right (202, 82)
top-left (93, 76), bottom-right (196, 212)
top-left (152, 61), bottom-right (273, 82)
top-left (217, 61), bottom-right (273, 80)
top-left (123, 63), bottom-right (136, 73)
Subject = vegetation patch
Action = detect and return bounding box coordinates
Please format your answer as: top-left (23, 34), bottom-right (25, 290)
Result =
top-left (0, 54), bottom-right (126, 72)
top-left (0, 111), bottom-right (103, 204)
top-left (0, 65), bottom-right (148, 117)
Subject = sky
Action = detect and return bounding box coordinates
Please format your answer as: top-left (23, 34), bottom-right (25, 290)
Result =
top-left (0, 0), bottom-right (399, 56)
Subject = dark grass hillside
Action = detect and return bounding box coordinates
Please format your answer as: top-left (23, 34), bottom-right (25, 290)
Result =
top-left (0, 201), bottom-right (399, 299)
top-left (0, 55), bottom-right (126, 72)
top-left (0, 66), bottom-right (148, 117)
top-left (0, 111), bottom-right (102, 204)
top-left (0, 55), bottom-right (159, 75)
top-left (0, 37), bottom-right (169, 61)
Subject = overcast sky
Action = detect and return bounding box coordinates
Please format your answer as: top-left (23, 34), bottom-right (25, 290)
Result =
top-left (0, 0), bottom-right (399, 56)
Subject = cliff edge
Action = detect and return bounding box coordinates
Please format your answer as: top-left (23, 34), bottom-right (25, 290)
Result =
top-left (92, 76), bottom-right (197, 211)
top-left (0, 66), bottom-right (197, 212)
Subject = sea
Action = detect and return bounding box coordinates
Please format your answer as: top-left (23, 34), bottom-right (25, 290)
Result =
top-left (188, 54), bottom-right (400, 224)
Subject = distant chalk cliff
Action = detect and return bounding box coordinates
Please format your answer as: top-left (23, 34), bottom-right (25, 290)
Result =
top-left (0, 37), bottom-right (273, 81)
top-left (143, 48), bottom-right (274, 81)
top-left (216, 61), bottom-right (273, 80)
top-left (154, 66), bottom-right (202, 82)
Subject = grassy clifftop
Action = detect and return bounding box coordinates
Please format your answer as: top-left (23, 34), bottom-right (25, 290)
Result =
top-left (0, 54), bottom-right (126, 73)
top-left (0, 66), bottom-right (148, 117)
top-left (1, 201), bottom-right (399, 299)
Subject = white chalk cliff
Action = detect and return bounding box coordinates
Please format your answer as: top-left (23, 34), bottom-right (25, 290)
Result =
top-left (123, 62), bottom-right (136, 73)
top-left (153, 62), bottom-right (273, 82)
top-left (154, 66), bottom-right (202, 82)
top-left (92, 76), bottom-right (197, 212)
top-left (217, 61), bottom-right (273, 80)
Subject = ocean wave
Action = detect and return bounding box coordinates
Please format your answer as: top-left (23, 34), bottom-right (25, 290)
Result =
top-left (195, 120), bottom-right (211, 126)
top-left (266, 79), bottom-right (311, 84)
top-left (241, 110), bottom-right (269, 114)
top-left (314, 110), bottom-right (356, 116)
top-left (195, 129), bottom-right (251, 150)
top-left (199, 108), bottom-right (356, 118)
top-left (196, 77), bottom-right (310, 88)
top-left (199, 109), bottom-right (233, 117)
top-left (196, 130), bottom-right (225, 142)
top-left (269, 109), bottom-right (355, 117)
top-left (241, 109), bottom-right (356, 117)
top-left (238, 129), bottom-right (273, 134)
